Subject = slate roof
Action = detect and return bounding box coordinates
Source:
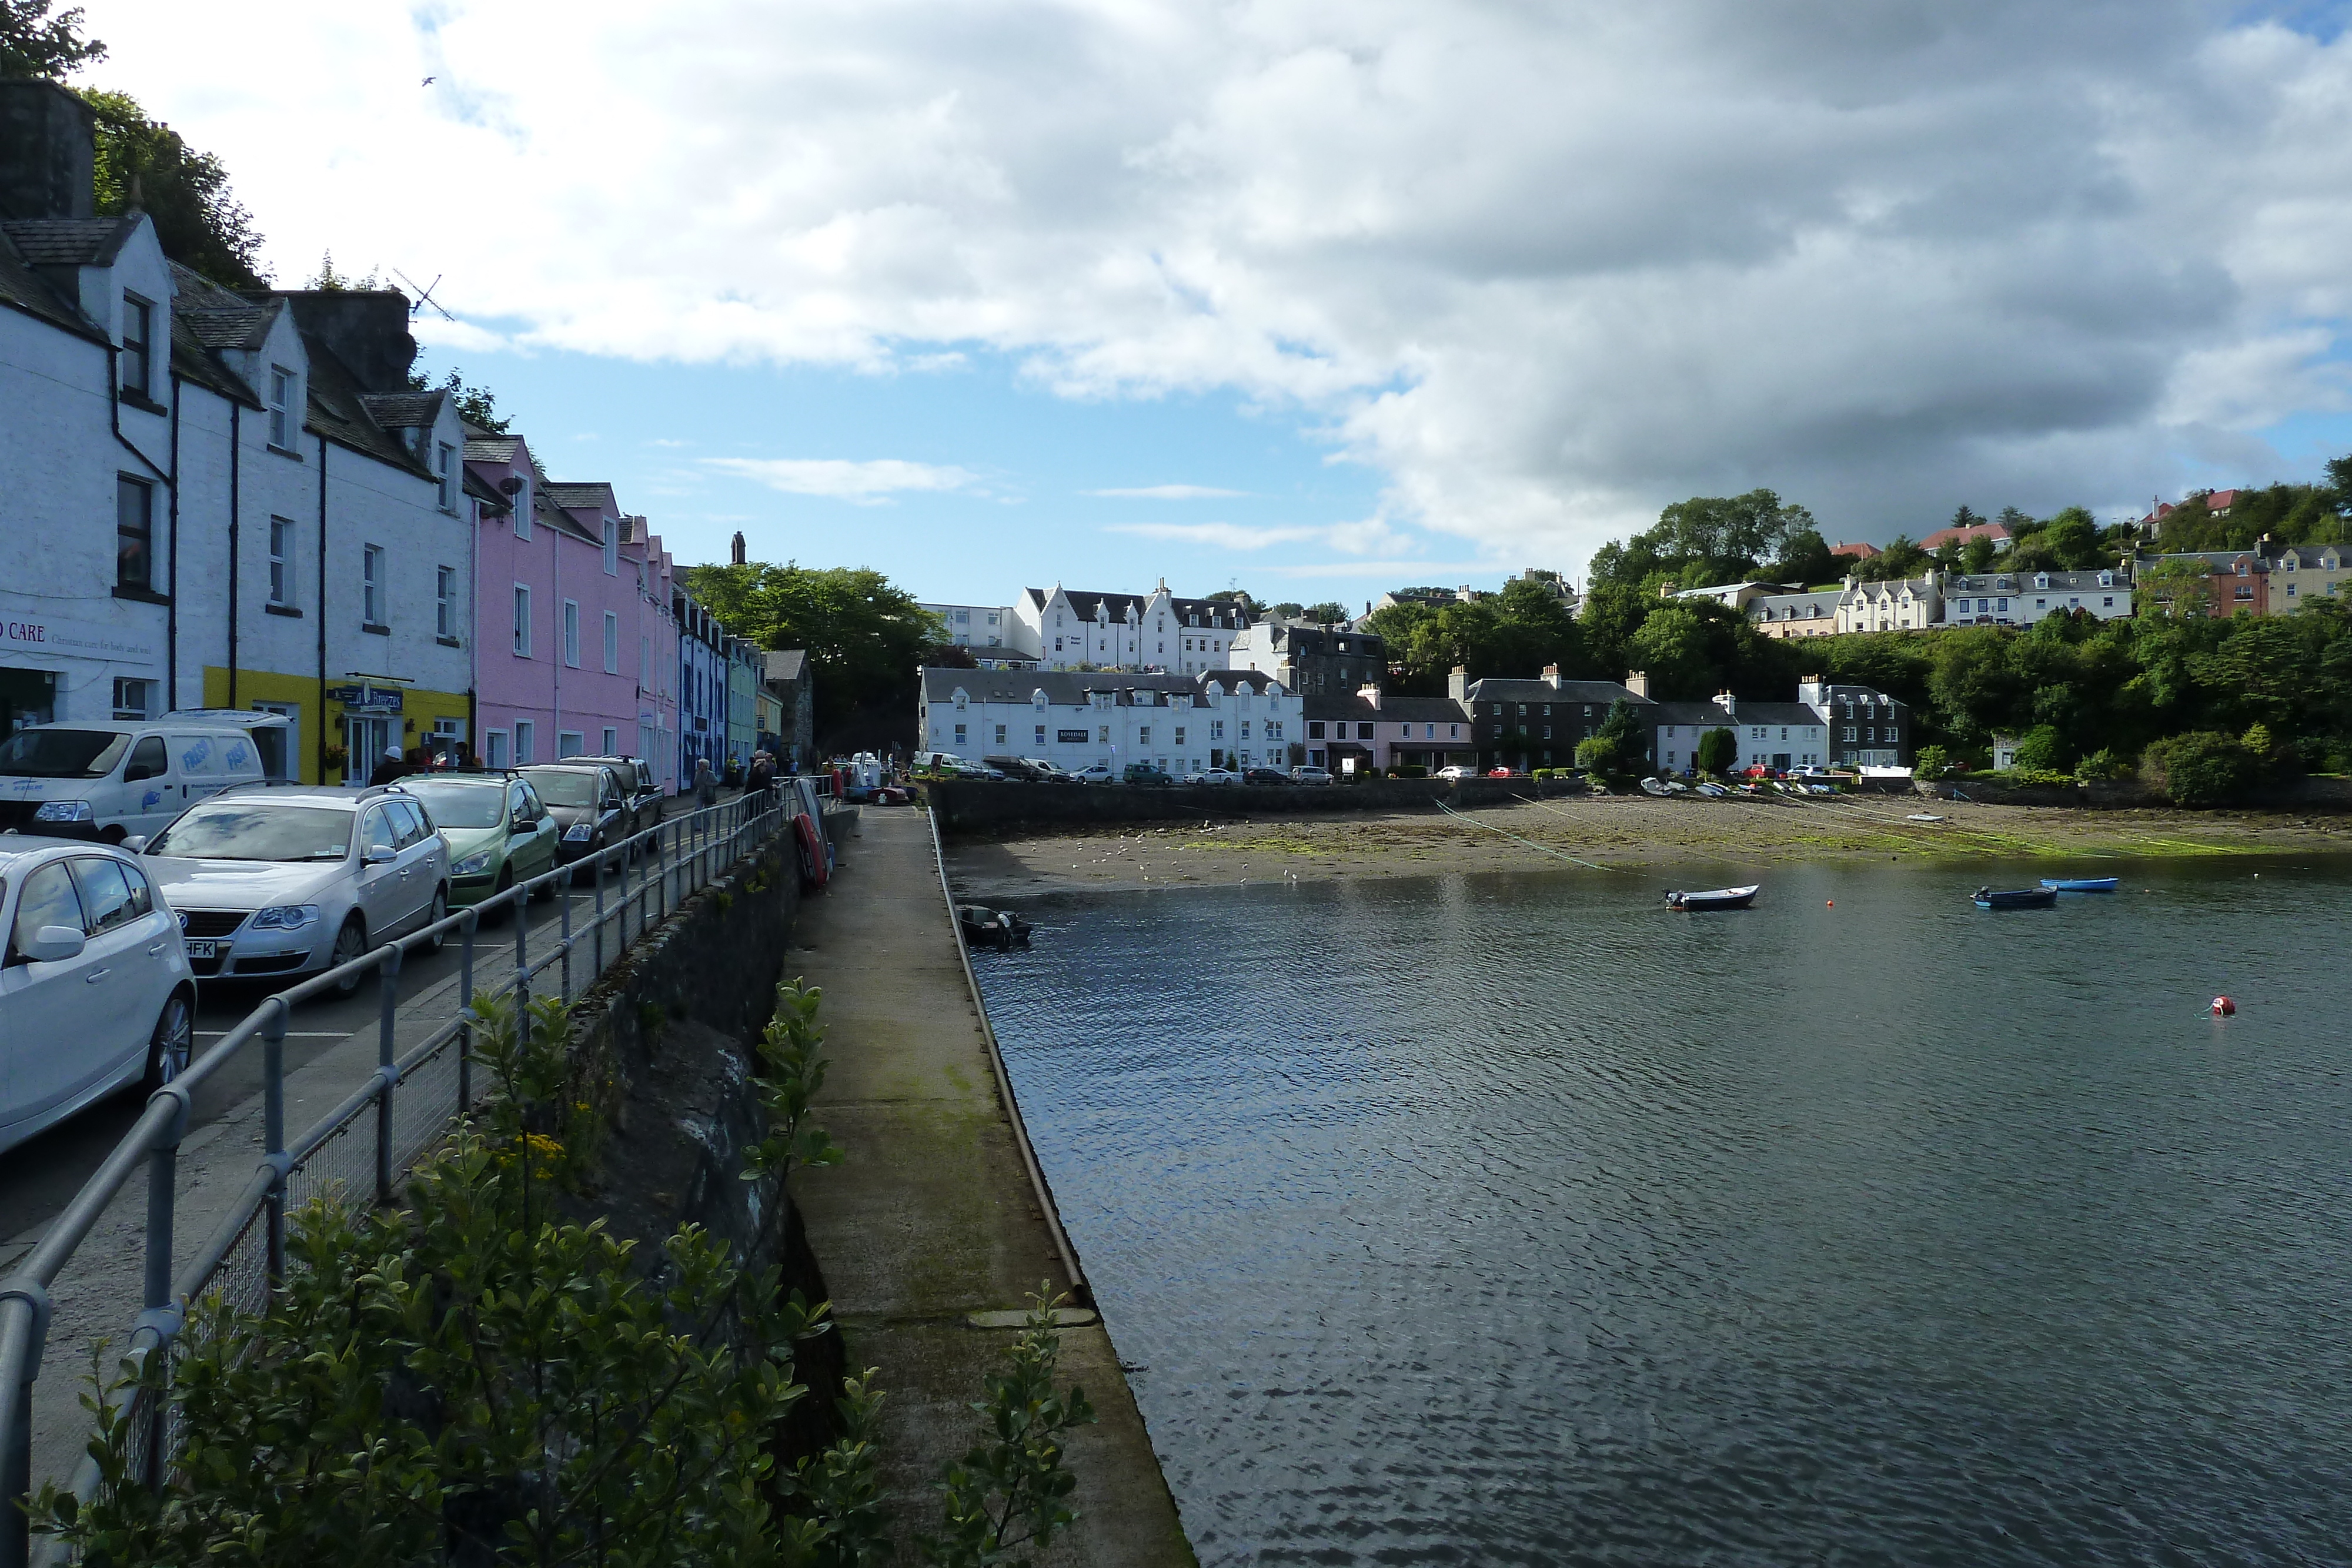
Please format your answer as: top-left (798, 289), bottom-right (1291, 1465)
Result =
top-left (0, 223), bottom-right (101, 340)
top-left (462, 467), bottom-right (509, 513)
top-left (765, 650), bottom-right (807, 684)
top-left (1746, 592), bottom-right (1835, 620)
top-left (543, 482), bottom-right (617, 513)
top-left (1023, 586), bottom-right (1250, 628)
top-left (1719, 701), bottom-right (1825, 727)
top-left (1304, 692), bottom-right (1472, 726)
top-left (0, 216), bottom-right (139, 268)
top-left (920, 667), bottom-right (1286, 707)
top-left (167, 266), bottom-right (278, 351)
top-left (465, 435), bottom-right (523, 463)
top-left (360, 390), bottom-right (444, 429)
top-left (1947, 569), bottom-right (2121, 593)
top-left (1462, 677), bottom-right (1652, 708)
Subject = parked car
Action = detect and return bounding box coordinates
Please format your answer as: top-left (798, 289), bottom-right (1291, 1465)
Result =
top-left (0, 713), bottom-right (281, 844)
top-left (0, 835), bottom-right (196, 1152)
top-left (1435, 764), bottom-right (1479, 781)
top-left (1018, 758), bottom-right (1081, 783)
top-left (567, 754), bottom-right (660, 830)
top-left (1486, 767), bottom-right (1522, 778)
top-left (519, 764), bottom-right (630, 868)
top-left (400, 774), bottom-right (560, 910)
top-left (138, 784), bottom-right (451, 995)
top-left (1240, 768), bottom-right (1290, 786)
top-left (1124, 763), bottom-right (1175, 787)
top-left (1072, 761), bottom-right (1117, 783)
top-left (1184, 768), bottom-right (1242, 787)
top-left (1288, 765), bottom-right (1334, 785)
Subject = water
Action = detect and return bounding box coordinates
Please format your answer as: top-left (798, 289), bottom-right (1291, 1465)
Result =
top-left (970, 857), bottom-right (2352, 1566)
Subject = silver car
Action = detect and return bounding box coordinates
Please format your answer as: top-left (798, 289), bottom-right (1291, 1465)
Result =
top-left (139, 784), bottom-right (451, 995)
top-left (0, 835), bottom-right (195, 1153)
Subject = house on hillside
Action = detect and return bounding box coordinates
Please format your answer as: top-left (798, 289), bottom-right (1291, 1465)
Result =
top-left (918, 668), bottom-right (1299, 775)
top-left (1650, 694), bottom-right (1830, 774)
top-left (1745, 591), bottom-right (1839, 638)
top-left (1799, 677), bottom-right (1911, 768)
top-left (1304, 688), bottom-right (1473, 773)
top-left (1229, 621), bottom-right (1388, 697)
top-left (1919, 519), bottom-right (2012, 553)
top-left (1008, 579), bottom-right (1251, 672)
top-left (1448, 666), bottom-right (1655, 770)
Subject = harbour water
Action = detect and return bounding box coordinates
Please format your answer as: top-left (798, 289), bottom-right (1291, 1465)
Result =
top-left (971, 856), bottom-right (2352, 1566)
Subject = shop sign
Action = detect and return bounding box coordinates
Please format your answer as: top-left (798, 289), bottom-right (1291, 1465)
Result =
top-left (326, 682), bottom-right (405, 715)
top-left (0, 601), bottom-right (159, 667)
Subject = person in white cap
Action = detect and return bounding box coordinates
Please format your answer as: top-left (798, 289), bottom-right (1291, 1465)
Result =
top-left (368, 745), bottom-right (409, 787)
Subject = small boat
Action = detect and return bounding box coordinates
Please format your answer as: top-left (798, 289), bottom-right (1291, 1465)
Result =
top-left (1666, 884), bottom-right (1759, 911)
top-left (1906, 813), bottom-right (1944, 823)
top-left (1696, 781), bottom-right (1729, 798)
top-left (1664, 780), bottom-right (1690, 795)
top-left (1974, 886), bottom-right (2057, 910)
top-left (1639, 777), bottom-right (1671, 796)
top-left (2039, 877), bottom-right (2119, 892)
top-left (957, 905), bottom-right (1033, 949)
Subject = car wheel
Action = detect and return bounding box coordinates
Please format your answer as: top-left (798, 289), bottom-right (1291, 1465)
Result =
top-left (141, 989), bottom-right (192, 1092)
top-left (423, 885), bottom-right (449, 952)
top-left (328, 917), bottom-right (370, 997)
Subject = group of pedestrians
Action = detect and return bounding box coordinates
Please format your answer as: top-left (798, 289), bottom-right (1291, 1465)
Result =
top-left (693, 748), bottom-right (780, 808)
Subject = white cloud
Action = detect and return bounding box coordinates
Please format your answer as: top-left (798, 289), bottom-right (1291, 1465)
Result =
top-left (1105, 517), bottom-right (1412, 553)
top-left (1087, 484), bottom-right (1249, 499)
top-left (702, 456), bottom-right (980, 503)
top-left (81, 1), bottom-right (2352, 569)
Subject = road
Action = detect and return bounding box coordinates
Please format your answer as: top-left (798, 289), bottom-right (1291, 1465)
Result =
top-left (0, 792), bottom-right (731, 1248)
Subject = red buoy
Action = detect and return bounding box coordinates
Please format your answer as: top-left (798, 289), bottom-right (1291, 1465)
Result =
top-left (2211, 995), bottom-right (2236, 1017)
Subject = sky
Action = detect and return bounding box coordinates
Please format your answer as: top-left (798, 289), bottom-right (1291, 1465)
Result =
top-left (72, 0), bottom-right (2352, 604)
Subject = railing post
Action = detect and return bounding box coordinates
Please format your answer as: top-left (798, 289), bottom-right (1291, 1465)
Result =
top-left (593, 850), bottom-right (607, 978)
top-left (457, 906), bottom-right (476, 1112)
top-left (559, 864), bottom-right (574, 1002)
top-left (0, 1294), bottom-right (43, 1568)
top-left (262, 998), bottom-right (289, 1291)
top-left (375, 945), bottom-right (400, 1206)
top-left (657, 819), bottom-right (669, 922)
top-left (514, 872), bottom-right (532, 1015)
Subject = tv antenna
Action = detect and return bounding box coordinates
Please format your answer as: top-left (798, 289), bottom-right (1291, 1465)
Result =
top-left (392, 268), bottom-right (454, 322)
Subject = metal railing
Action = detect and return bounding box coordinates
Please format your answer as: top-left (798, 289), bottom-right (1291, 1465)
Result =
top-left (0, 785), bottom-right (814, 1566)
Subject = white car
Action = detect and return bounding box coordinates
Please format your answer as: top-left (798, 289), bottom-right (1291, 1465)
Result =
top-left (1435, 765), bottom-right (1479, 780)
top-left (1184, 768), bottom-right (1242, 787)
top-left (139, 784), bottom-right (451, 995)
top-left (0, 836), bottom-right (195, 1154)
top-left (0, 713), bottom-right (279, 844)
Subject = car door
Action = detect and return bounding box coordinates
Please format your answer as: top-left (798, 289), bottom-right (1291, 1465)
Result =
top-left (65, 856), bottom-right (154, 1096)
top-left (0, 858), bottom-right (100, 1123)
top-left (119, 735), bottom-right (173, 840)
top-left (354, 805), bottom-right (406, 940)
top-left (385, 800), bottom-right (438, 931)
top-left (510, 783), bottom-right (554, 880)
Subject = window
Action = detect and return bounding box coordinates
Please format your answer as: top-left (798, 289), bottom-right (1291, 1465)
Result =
top-left (437, 566), bottom-right (457, 638)
top-left (954, 723), bottom-right (968, 745)
top-left (122, 295), bottom-right (153, 397)
top-left (111, 677), bottom-right (154, 719)
top-left (603, 611), bottom-right (619, 673)
top-left (995, 723), bottom-right (1008, 745)
top-left (1138, 726), bottom-right (1151, 744)
top-left (563, 600), bottom-right (580, 667)
top-left (1175, 726), bottom-right (1187, 745)
top-left (1034, 724), bottom-right (1046, 745)
top-left (486, 730), bottom-right (510, 768)
top-left (558, 731), bottom-right (583, 758)
top-left (362, 544), bottom-right (386, 626)
top-left (603, 517), bottom-right (617, 574)
top-left (1843, 725), bottom-right (1857, 741)
top-left (268, 518), bottom-right (295, 606)
top-left (116, 476), bottom-right (152, 590)
top-left (1308, 721), bottom-right (1325, 739)
top-left (640, 636), bottom-right (651, 683)
top-left (10, 861), bottom-right (82, 955)
top-left (436, 443), bottom-right (456, 511)
top-left (514, 720), bottom-right (535, 764)
top-left (63, 855), bottom-right (139, 934)
top-left (513, 478), bottom-right (531, 539)
top-left (513, 584), bottom-right (532, 655)
top-left (1097, 725), bottom-right (1109, 744)
top-left (1211, 720), bottom-right (1225, 740)
top-left (268, 366), bottom-right (296, 448)
top-left (602, 726), bottom-right (618, 754)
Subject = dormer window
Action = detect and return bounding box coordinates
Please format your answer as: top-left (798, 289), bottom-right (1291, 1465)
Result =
top-left (2098, 570), bottom-right (2114, 586)
top-left (436, 443), bottom-right (456, 511)
top-left (2034, 573), bottom-right (2049, 589)
top-left (121, 295), bottom-right (153, 399)
top-left (952, 689), bottom-right (968, 712)
top-left (268, 366), bottom-right (297, 449)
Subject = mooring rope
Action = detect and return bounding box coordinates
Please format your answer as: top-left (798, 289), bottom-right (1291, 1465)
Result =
top-left (1435, 798), bottom-right (1622, 871)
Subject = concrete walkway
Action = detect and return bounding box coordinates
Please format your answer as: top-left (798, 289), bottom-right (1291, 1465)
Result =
top-left (791, 808), bottom-right (1193, 1566)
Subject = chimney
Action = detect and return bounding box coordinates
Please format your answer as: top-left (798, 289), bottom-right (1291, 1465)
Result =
top-left (277, 290), bottom-right (419, 394)
top-left (0, 81), bottom-right (96, 221)
top-left (1542, 664), bottom-right (1562, 689)
top-left (730, 530), bottom-right (747, 566)
top-left (1623, 670), bottom-right (1649, 698)
top-left (1448, 664), bottom-right (1468, 703)
top-left (1358, 681), bottom-right (1382, 710)
top-left (1713, 690), bottom-right (1736, 717)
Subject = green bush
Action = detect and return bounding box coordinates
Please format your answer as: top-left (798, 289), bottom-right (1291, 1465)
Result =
top-left (1391, 764), bottom-right (1428, 778)
top-left (2011, 724), bottom-right (2073, 773)
top-left (1696, 727), bottom-right (1739, 775)
top-left (2074, 747), bottom-right (2133, 781)
top-left (2143, 731), bottom-right (2259, 807)
top-left (1575, 736), bottom-right (1622, 775)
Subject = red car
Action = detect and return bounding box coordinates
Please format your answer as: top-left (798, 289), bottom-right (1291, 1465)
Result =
top-left (1487, 767), bottom-right (1518, 778)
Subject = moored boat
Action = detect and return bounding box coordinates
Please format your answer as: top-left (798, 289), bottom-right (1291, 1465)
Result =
top-left (957, 904), bottom-right (1034, 949)
top-left (1639, 777), bottom-right (1672, 796)
top-left (1975, 886), bottom-right (2057, 910)
top-left (1666, 884), bottom-right (1759, 911)
top-left (2039, 877), bottom-right (2119, 892)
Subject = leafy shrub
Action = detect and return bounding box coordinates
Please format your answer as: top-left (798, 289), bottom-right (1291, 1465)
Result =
top-left (1575, 736), bottom-right (1623, 776)
top-left (2074, 747), bottom-right (2132, 781)
top-left (1696, 727), bottom-right (1739, 775)
top-left (1391, 764), bottom-right (1427, 778)
top-left (1913, 744), bottom-right (1950, 780)
top-left (2143, 731), bottom-right (2259, 807)
top-left (2011, 724), bottom-right (2073, 773)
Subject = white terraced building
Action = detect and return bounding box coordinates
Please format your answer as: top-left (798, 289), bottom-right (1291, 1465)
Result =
top-left (1008, 580), bottom-right (1252, 673)
top-left (918, 667), bottom-right (1301, 775)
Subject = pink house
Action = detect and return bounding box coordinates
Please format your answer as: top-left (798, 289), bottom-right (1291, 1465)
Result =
top-left (465, 436), bottom-right (680, 790)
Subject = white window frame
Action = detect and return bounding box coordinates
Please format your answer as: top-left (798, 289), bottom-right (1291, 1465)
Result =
top-left (513, 720), bottom-right (536, 765)
top-left (603, 611), bottom-right (620, 673)
top-left (603, 517), bottom-right (618, 575)
top-left (436, 442), bottom-right (456, 511)
top-left (513, 583), bottom-right (532, 656)
top-left (362, 543), bottom-right (386, 627)
top-left (268, 366), bottom-right (296, 449)
top-left (121, 293), bottom-right (153, 398)
top-left (268, 517), bottom-right (294, 607)
top-left (563, 599), bottom-right (580, 667)
top-left (437, 566), bottom-right (456, 639)
top-left (486, 729), bottom-right (510, 768)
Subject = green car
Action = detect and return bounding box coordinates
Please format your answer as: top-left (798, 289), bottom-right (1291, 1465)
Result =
top-left (402, 774), bottom-right (560, 911)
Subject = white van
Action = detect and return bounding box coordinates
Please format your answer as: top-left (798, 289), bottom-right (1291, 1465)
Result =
top-left (0, 713), bottom-right (281, 844)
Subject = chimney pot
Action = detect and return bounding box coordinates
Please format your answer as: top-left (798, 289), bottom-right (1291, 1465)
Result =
top-left (1623, 670), bottom-right (1649, 698)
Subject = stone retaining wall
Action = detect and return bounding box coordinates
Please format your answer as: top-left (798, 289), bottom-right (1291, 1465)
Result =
top-left (926, 775), bottom-right (1590, 831)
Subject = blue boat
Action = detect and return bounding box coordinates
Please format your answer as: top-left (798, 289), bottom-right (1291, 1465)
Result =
top-left (2040, 877), bottom-right (2119, 892)
top-left (1975, 886), bottom-right (2057, 910)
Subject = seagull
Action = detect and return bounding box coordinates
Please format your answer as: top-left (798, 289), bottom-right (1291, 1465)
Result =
top-left (422, 75), bottom-right (436, 85)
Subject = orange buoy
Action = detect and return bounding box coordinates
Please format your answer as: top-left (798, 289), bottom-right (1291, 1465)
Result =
top-left (1825, 900), bottom-right (1834, 907)
top-left (2211, 995), bottom-right (2236, 1017)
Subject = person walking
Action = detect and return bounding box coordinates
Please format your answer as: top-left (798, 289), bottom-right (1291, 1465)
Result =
top-left (368, 745), bottom-right (407, 786)
top-left (746, 748), bottom-right (776, 806)
top-left (693, 755), bottom-right (719, 810)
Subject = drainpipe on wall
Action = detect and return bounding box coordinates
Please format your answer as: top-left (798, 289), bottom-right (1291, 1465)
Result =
top-left (316, 431), bottom-right (329, 783)
top-left (166, 375), bottom-right (180, 710)
top-left (226, 403), bottom-right (240, 707)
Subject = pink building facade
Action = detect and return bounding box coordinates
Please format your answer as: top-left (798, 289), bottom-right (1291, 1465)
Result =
top-left (464, 436), bottom-right (680, 791)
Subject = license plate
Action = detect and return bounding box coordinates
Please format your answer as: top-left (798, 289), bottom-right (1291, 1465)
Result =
top-left (184, 940), bottom-right (219, 960)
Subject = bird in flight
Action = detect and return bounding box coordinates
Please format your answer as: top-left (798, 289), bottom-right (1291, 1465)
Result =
top-left (422, 75), bottom-right (436, 86)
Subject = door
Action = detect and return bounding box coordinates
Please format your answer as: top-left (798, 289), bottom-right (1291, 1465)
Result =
top-left (510, 783), bottom-right (555, 881)
top-left (386, 799), bottom-right (439, 931)
top-left (65, 857), bottom-right (155, 1097)
top-left (354, 805), bottom-right (406, 939)
top-left (345, 716), bottom-right (390, 785)
top-left (120, 734), bottom-right (172, 839)
top-left (0, 860), bottom-right (100, 1122)
top-left (168, 733), bottom-right (228, 813)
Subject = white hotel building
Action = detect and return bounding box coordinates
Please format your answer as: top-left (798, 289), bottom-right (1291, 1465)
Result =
top-left (919, 668), bottom-right (1301, 775)
top-left (1008, 581), bottom-right (1252, 673)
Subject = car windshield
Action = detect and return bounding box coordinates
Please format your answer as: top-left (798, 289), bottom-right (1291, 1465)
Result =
top-left (0, 728), bottom-right (129, 778)
top-left (148, 803), bottom-right (354, 862)
top-left (523, 770), bottom-right (600, 808)
top-left (403, 781), bottom-right (506, 829)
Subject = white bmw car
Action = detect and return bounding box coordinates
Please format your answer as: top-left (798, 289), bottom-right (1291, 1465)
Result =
top-left (0, 835), bottom-right (195, 1154)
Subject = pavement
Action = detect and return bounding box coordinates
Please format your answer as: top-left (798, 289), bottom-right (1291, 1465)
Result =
top-left (791, 807), bottom-right (1195, 1565)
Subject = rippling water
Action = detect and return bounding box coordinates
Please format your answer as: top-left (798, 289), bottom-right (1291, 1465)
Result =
top-left (971, 856), bottom-right (2352, 1566)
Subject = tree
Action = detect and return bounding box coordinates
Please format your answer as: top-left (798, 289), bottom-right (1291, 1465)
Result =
top-left (1590, 489), bottom-right (1816, 590)
top-left (0, 0), bottom-right (103, 77)
top-left (2010, 724), bottom-right (2072, 773)
top-left (83, 88), bottom-right (267, 289)
top-left (1766, 527), bottom-right (1835, 586)
top-left (1962, 534), bottom-right (1999, 574)
top-left (687, 562), bottom-right (943, 750)
top-left (1305, 601), bottom-right (1348, 623)
top-left (1574, 735), bottom-right (1623, 776)
top-left (1270, 601), bottom-right (1305, 618)
top-left (1853, 534), bottom-right (1927, 582)
top-left (2013, 505), bottom-right (2104, 571)
top-left (1913, 744), bottom-right (1951, 780)
top-left (408, 366), bottom-right (509, 433)
top-left (1695, 727), bottom-right (1738, 775)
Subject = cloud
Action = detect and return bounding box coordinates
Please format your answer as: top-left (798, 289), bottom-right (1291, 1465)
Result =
top-left (87, 1), bottom-right (2352, 568)
top-left (1105, 517), bottom-right (1412, 553)
top-left (702, 456), bottom-right (980, 503)
top-left (1087, 484), bottom-right (1250, 499)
